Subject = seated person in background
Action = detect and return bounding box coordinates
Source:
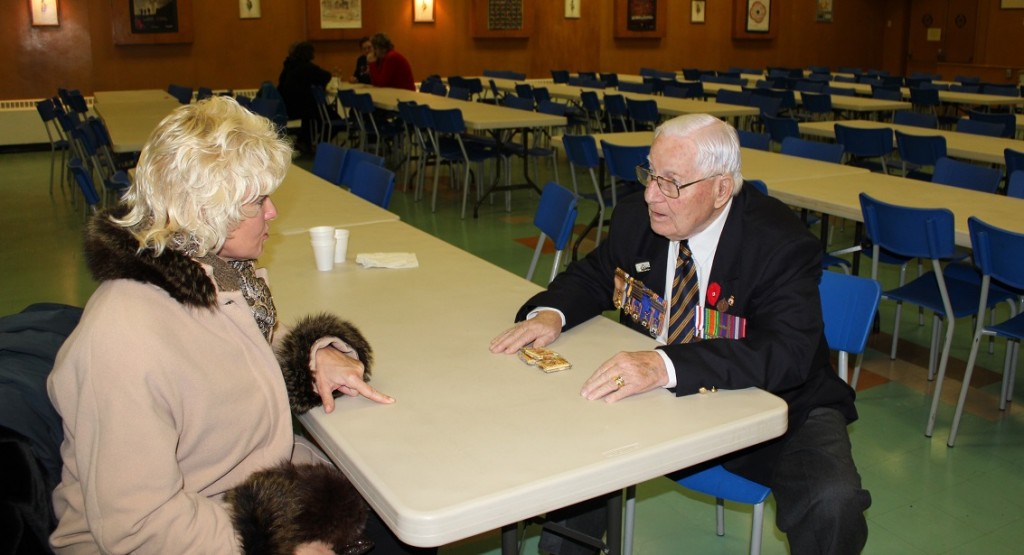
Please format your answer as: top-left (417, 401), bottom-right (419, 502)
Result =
top-left (351, 36), bottom-right (372, 84)
top-left (278, 41), bottom-right (332, 154)
top-left (490, 114), bottom-right (870, 555)
top-left (367, 33), bottom-right (415, 91)
top-left (47, 96), bottom-right (432, 554)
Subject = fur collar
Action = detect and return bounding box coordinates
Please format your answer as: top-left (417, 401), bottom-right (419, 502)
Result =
top-left (84, 208), bottom-right (218, 309)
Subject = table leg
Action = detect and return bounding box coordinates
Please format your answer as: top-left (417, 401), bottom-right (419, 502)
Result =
top-left (473, 126), bottom-right (543, 218)
top-left (501, 523), bottom-right (519, 555)
top-left (606, 489), bottom-right (623, 555)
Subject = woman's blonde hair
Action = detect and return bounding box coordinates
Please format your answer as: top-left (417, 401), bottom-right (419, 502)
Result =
top-left (114, 95), bottom-right (291, 256)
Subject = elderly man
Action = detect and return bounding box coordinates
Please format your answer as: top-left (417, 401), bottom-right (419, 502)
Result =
top-left (490, 114), bottom-right (869, 555)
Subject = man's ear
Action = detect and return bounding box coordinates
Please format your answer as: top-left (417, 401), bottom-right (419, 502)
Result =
top-left (713, 175), bottom-right (734, 208)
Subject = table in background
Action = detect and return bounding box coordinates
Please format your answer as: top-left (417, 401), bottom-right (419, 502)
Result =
top-left (93, 90), bottom-right (181, 153)
top-left (261, 220), bottom-right (788, 552)
top-left (799, 119), bottom-right (1021, 165)
top-left (791, 91), bottom-right (911, 117)
top-left (271, 165), bottom-right (399, 236)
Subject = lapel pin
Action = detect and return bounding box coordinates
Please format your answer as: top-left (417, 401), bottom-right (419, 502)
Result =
top-left (635, 261), bottom-right (651, 273)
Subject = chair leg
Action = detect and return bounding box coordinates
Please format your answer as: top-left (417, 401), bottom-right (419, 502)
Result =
top-left (850, 352), bottom-right (865, 390)
top-left (948, 326), bottom-right (986, 447)
top-left (750, 501), bottom-right (765, 555)
top-left (890, 302), bottom-right (903, 360)
top-left (715, 498), bottom-right (726, 537)
top-left (525, 233), bottom-right (546, 281)
top-left (928, 315), bottom-right (941, 381)
top-left (925, 315), bottom-right (956, 437)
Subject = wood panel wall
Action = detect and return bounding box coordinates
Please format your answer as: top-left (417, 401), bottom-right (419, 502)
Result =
top-left (1, 0), bottom-right (1020, 100)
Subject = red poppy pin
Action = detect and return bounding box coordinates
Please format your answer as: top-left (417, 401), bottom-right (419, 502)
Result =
top-left (706, 282), bottom-right (721, 307)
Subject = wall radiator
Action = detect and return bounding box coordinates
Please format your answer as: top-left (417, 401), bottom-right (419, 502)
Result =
top-left (0, 90), bottom-right (258, 148)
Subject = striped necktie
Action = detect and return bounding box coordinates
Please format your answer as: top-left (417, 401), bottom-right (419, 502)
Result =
top-left (667, 241), bottom-right (699, 344)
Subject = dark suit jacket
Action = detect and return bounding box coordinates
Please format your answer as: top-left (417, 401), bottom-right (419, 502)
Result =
top-left (516, 186), bottom-right (857, 485)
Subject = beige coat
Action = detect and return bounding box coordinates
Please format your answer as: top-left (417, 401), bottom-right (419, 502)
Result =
top-left (48, 269), bottom-right (295, 554)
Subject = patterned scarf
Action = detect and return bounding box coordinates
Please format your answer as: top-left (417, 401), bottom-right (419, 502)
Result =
top-left (197, 253), bottom-right (278, 343)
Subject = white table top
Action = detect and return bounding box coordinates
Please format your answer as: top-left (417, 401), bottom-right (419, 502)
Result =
top-left (271, 165), bottom-right (400, 236)
top-left (260, 221), bottom-right (787, 547)
top-left (792, 91), bottom-right (912, 113)
top-left (799, 119), bottom-right (1022, 165)
top-left (93, 89), bottom-right (179, 104)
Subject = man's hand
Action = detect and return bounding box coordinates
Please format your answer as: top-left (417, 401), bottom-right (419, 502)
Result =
top-left (580, 351), bottom-right (669, 403)
top-left (489, 311), bottom-right (562, 354)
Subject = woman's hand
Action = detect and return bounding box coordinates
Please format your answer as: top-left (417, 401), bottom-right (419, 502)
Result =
top-left (313, 346), bottom-right (394, 412)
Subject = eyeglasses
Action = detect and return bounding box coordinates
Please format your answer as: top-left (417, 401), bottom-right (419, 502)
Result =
top-left (635, 166), bottom-right (722, 199)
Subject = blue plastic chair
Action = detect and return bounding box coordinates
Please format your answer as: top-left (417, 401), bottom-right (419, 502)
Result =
top-left (562, 135), bottom-right (607, 248)
top-left (1009, 170), bottom-right (1024, 199)
top-left (526, 182), bottom-right (578, 284)
top-left (312, 142), bottom-right (348, 185)
top-left (600, 140), bottom-right (649, 206)
top-left (617, 81), bottom-right (654, 95)
top-left (348, 161), bottom-right (396, 209)
top-left (737, 130), bottom-right (770, 151)
top-left (834, 124), bottom-right (893, 173)
top-left (801, 92), bottom-right (834, 121)
top-left (625, 98), bottom-right (660, 131)
top-left (338, 148), bottom-right (384, 189)
top-left (894, 131), bottom-right (946, 180)
top-left (982, 84), bottom-right (1019, 97)
top-left (35, 99), bottom-right (69, 195)
top-left (871, 86), bottom-right (903, 101)
top-left (956, 118), bottom-right (1004, 138)
top-left (908, 87), bottom-right (940, 115)
top-left (948, 217), bottom-right (1024, 447)
top-left (427, 107), bottom-right (500, 218)
top-left (623, 271), bottom-right (879, 555)
top-left (663, 82), bottom-right (703, 99)
top-left (967, 110), bottom-right (1015, 139)
top-left (167, 84), bottom-right (193, 105)
top-left (931, 157), bottom-right (1001, 193)
top-left (780, 136), bottom-right (844, 164)
top-left (762, 115), bottom-right (799, 148)
top-left (67, 157), bottom-right (100, 218)
top-left (602, 94), bottom-right (629, 132)
top-left (859, 194), bottom-right (1012, 437)
top-left (550, 70), bottom-right (570, 84)
top-left (893, 110), bottom-right (938, 129)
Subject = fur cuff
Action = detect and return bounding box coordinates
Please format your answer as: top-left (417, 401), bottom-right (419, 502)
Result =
top-left (277, 314), bottom-right (373, 414)
top-left (225, 461), bottom-right (372, 555)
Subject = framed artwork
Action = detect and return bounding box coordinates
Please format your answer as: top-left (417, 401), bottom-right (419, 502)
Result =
top-left (470, 0), bottom-right (532, 39)
top-left (746, 0), bottom-right (770, 32)
top-left (691, 0), bottom-right (705, 24)
top-left (732, 0), bottom-right (774, 39)
top-left (613, 0), bottom-right (666, 38)
top-left (111, 0), bottom-right (194, 45)
top-left (414, 0), bottom-right (434, 22)
top-left (305, 0), bottom-right (367, 40)
top-left (816, 0), bottom-right (833, 22)
top-left (239, 0), bottom-right (260, 19)
top-left (30, 0), bottom-right (60, 26)
top-left (1001, 0), bottom-right (1024, 8)
top-left (565, 0), bottom-right (580, 19)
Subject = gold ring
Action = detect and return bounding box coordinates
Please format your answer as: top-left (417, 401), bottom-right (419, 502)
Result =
top-left (613, 375), bottom-right (625, 389)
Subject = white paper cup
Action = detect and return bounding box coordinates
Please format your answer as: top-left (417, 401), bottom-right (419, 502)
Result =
top-left (311, 239), bottom-right (336, 271)
top-left (334, 229), bottom-right (350, 263)
top-left (309, 225), bottom-right (336, 241)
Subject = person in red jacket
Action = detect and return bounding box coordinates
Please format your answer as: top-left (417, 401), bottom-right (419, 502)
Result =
top-left (367, 33), bottom-right (415, 91)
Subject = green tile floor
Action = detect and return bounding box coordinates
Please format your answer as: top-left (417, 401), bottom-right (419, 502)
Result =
top-left (4, 147), bottom-right (1024, 554)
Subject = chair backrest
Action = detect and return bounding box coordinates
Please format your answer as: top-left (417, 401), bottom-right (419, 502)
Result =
top-left (747, 94), bottom-right (782, 118)
top-left (348, 161), bottom-right (396, 208)
top-left (763, 114), bottom-right (800, 145)
top-left (561, 134), bottom-right (600, 171)
top-left (579, 90), bottom-right (602, 113)
top-left (931, 157), bottom-right (1002, 193)
top-left (534, 182), bottom-right (578, 252)
top-left (502, 94), bottom-right (535, 112)
top-left (532, 87), bottom-right (552, 104)
top-left (834, 124), bottom-right (893, 158)
top-left (601, 141), bottom-right (650, 184)
top-left (1006, 170), bottom-right (1024, 199)
top-left (617, 81), bottom-right (654, 94)
top-left (949, 84), bottom-right (979, 93)
top-left (981, 84), bottom-right (1019, 96)
top-left (68, 157), bottom-right (100, 210)
top-left (338, 148), bottom-right (385, 188)
top-left (1006, 148), bottom-right (1024, 177)
top-left (663, 82), bottom-right (703, 99)
top-left (802, 92), bottom-right (833, 114)
top-left (956, 118), bottom-right (1004, 137)
top-left (167, 84), bottom-right (193, 105)
top-left (737, 130), bottom-right (770, 151)
top-left (514, 83), bottom-right (534, 98)
top-left (893, 110), bottom-right (938, 129)
top-left (551, 70), bottom-right (570, 84)
top-left (795, 80), bottom-right (826, 93)
top-left (968, 216), bottom-right (1024, 291)
top-left (895, 131), bottom-right (946, 167)
top-left (447, 86), bottom-right (471, 101)
top-left (312, 143), bottom-right (348, 185)
top-left (599, 72), bottom-right (619, 87)
top-left (780, 137), bottom-right (845, 164)
top-left (871, 85), bottom-right (902, 101)
top-left (715, 89), bottom-right (751, 107)
top-left (967, 110), bottom-right (1015, 138)
top-left (819, 272), bottom-right (881, 360)
top-left (625, 98), bottom-right (659, 128)
top-left (908, 87), bottom-right (940, 107)
top-left (429, 107), bottom-right (467, 134)
top-left (859, 193), bottom-right (955, 260)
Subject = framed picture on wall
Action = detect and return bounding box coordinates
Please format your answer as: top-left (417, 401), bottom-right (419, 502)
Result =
top-left (691, 0), bottom-right (705, 23)
top-left (414, 0), bottom-right (434, 22)
top-left (746, 0), bottom-right (770, 33)
top-left (1000, 0), bottom-right (1024, 8)
top-left (112, 0), bottom-right (194, 45)
top-left (239, 0), bottom-right (260, 19)
top-left (816, 0), bottom-right (833, 22)
top-left (613, 0), bottom-right (665, 38)
top-left (30, 0), bottom-right (60, 26)
top-left (305, 0), bottom-right (367, 40)
top-left (565, 0), bottom-right (580, 19)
